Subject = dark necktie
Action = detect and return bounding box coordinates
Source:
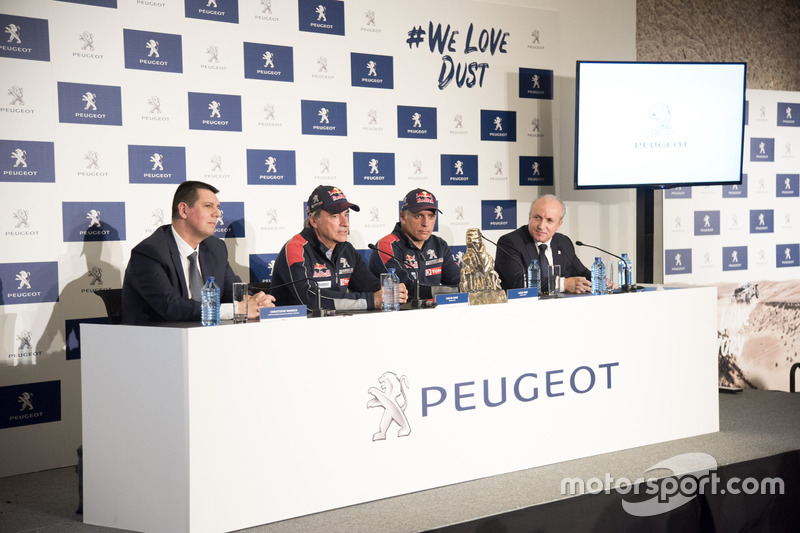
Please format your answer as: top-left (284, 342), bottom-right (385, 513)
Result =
top-left (187, 251), bottom-right (203, 301)
top-left (538, 243), bottom-right (549, 292)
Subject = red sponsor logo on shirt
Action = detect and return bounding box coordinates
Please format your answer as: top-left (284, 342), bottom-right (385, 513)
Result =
top-left (425, 266), bottom-right (442, 276)
top-left (313, 263), bottom-right (331, 278)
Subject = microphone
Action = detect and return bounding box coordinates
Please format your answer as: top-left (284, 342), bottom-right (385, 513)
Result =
top-left (368, 243), bottom-right (425, 307)
top-left (575, 241), bottom-right (641, 292)
top-left (478, 231), bottom-right (527, 290)
top-left (253, 277), bottom-right (328, 316)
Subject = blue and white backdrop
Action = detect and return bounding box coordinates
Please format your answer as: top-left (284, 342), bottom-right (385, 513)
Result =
top-left (662, 89), bottom-right (800, 392)
top-left (0, 0), bottom-right (559, 475)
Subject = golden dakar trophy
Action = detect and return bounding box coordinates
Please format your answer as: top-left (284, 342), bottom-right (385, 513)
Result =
top-left (459, 228), bottom-right (508, 305)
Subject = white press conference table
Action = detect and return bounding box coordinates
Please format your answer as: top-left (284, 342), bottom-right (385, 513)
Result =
top-left (81, 286), bottom-right (718, 533)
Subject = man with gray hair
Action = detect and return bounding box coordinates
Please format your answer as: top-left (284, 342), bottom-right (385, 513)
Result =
top-left (494, 194), bottom-right (591, 293)
top-left (272, 185), bottom-right (407, 312)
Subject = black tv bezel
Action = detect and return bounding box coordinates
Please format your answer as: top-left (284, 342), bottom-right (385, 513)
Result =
top-left (573, 60), bottom-right (747, 191)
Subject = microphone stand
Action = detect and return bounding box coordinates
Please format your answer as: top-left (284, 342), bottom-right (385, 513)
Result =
top-left (575, 241), bottom-right (642, 292)
top-left (311, 279), bottom-right (325, 318)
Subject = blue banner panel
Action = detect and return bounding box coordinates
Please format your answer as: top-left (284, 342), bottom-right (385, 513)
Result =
top-left (57, 82), bottom-right (123, 126)
top-left (693, 211), bottom-right (721, 236)
top-left (62, 202), bottom-right (126, 242)
top-left (0, 140), bottom-right (55, 183)
top-left (0, 14), bottom-right (50, 61)
top-left (440, 154), bottom-right (478, 186)
top-left (664, 248), bottom-right (692, 275)
top-left (0, 381), bottom-right (61, 429)
top-left (301, 100), bottom-right (347, 136)
top-left (128, 145), bottom-right (187, 184)
top-left (749, 137), bottom-right (774, 162)
top-left (665, 187), bottom-right (692, 199)
top-left (298, 0), bottom-right (344, 35)
top-left (776, 174), bottom-right (799, 197)
top-left (250, 253), bottom-right (278, 283)
top-left (777, 102), bottom-right (799, 127)
top-left (722, 246), bottom-right (748, 271)
top-left (351, 52), bottom-right (393, 89)
top-left (244, 42), bottom-right (294, 82)
top-left (214, 201), bottom-right (245, 239)
top-left (354, 152), bottom-right (395, 185)
top-left (722, 174), bottom-right (747, 198)
top-left (0, 262), bottom-right (59, 305)
top-left (749, 209), bottom-right (774, 234)
top-left (184, 0), bottom-right (238, 23)
top-left (518, 67), bottom-right (553, 100)
top-left (481, 200), bottom-right (516, 231)
top-left (480, 109), bottom-right (516, 141)
top-left (188, 92), bottom-right (242, 132)
top-left (776, 244), bottom-right (799, 268)
top-left (246, 149), bottom-right (297, 185)
top-left (397, 105), bottom-right (436, 139)
top-left (519, 156), bottom-right (553, 186)
top-left (123, 29), bottom-right (183, 73)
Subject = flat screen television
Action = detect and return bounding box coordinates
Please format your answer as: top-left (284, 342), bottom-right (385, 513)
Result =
top-left (574, 61), bottom-right (746, 190)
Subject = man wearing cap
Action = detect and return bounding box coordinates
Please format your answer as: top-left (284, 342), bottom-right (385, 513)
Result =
top-left (272, 185), bottom-right (408, 312)
top-left (369, 188), bottom-right (461, 300)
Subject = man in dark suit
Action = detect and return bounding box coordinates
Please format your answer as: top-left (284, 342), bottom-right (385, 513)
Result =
top-left (122, 181), bottom-right (274, 324)
top-left (495, 194), bottom-right (592, 293)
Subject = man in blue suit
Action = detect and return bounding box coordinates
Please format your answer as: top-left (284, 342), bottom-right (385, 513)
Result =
top-left (494, 194), bottom-right (592, 293)
top-left (122, 181), bottom-right (274, 324)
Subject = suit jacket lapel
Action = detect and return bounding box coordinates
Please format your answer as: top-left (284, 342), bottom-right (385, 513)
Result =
top-left (165, 227), bottom-right (190, 298)
top-left (522, 227), bottom-right (538, 267)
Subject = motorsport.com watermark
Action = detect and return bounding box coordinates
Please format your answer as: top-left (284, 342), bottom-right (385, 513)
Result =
top-left (560, 453), bottom-right (784, 517)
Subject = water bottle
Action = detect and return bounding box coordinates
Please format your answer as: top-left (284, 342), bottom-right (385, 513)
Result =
top-left (590, 257), bottom-right (605, 295)
top-left (624, 253), bottom-right (634, 287)
top-left (526, 258), bottom-right (540, 293)
top-left (617, 254), bottom-right (627, 288)
top-left (201, 276), bottom-right (220, 326)
top-left (381, 268), bottom-right (400, 312)
top-left (618, 252), bottom-right (633, 288)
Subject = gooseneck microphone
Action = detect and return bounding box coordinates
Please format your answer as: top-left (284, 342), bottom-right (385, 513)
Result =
top-left (478, 231), bottom-right (526, 289)
top-left (575, 241), bottom-right (641, 292)
top-left (367, 243), bottom-right (424, 307)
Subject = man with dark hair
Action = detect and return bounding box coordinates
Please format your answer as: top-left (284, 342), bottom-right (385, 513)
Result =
top-left (368, 188), bottom-right (460, 299)
top-left (122, 181), bottom-right (274, 324)
top-left (272, 185), bottom-right (407, 312)
top-left (494, 194), bottom-right (592, 293)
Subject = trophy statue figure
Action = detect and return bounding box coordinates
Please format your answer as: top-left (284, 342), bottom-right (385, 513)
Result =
top-left (459, 228), bottom-right (508, 305)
